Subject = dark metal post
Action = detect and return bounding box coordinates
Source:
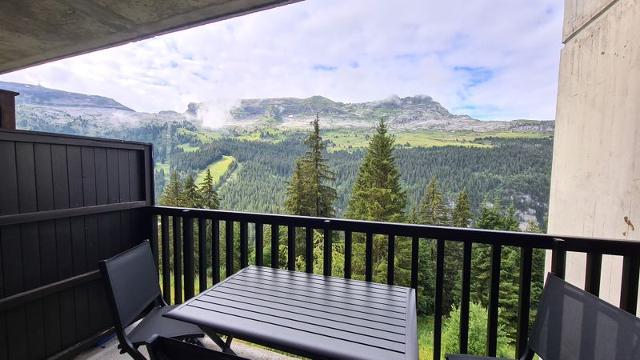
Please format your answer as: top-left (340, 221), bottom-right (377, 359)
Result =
top-left (551, 238), bottom-right (566, 279)
top-left (516, 247), bottom-right (533, 358)
top-left (305, 227), bottom-right (313, 273)
top-left (323, 220), bottom-right (332, 276)
top-left (287, 225), bottom-right (296, 270)
top-left (620, 255), bottom-right (640, 314)
top-left (487, 243), bottom-right (502, 356)
top-left (344, 231), bottom-right (353, 279)
top-left (459, 240), bottom-right (472, 354)
top-left (585, 252), bottom-right (602, 296)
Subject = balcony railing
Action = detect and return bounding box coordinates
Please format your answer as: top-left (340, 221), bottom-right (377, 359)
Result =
top-left (149, 205), bottom-right (640, 360)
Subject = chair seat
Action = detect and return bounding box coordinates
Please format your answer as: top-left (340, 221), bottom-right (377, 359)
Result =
top-left (128, 305), bottom-right (204, 346)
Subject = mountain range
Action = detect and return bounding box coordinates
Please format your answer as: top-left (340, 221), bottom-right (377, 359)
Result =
top-left (0, 81), bottom-right (553, 227)
top-left (0, 81), bottom-right (554, 133)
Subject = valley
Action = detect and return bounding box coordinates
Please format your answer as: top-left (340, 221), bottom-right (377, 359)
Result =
top-left (2, 80), bottom-right (554, 228)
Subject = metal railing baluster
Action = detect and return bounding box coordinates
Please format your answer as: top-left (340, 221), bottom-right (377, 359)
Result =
top-left (585, 252), bottom-right (602, 296)
top-left (211, 218), bottom-right (220, 284)
top-left (288, 225), bottom-right (296, 271)
top-left (173, 216), bottom-right (182, 304)
top-left (459, 239), bottom-right (471, 354)
top-left (271, 224), bottom-right (279, 268)
top-left (255, 222), bottom-right (264, 266)
top-left (161, 215), bottom-right (170, 303)
top-left (305, 227), bottom-right (313, 273)
top-left (198, 217), bottom-right (207, 292)
top-left (323, 222), bottom-right (332, 276)
top-left (516, 246), bottom-right (533, 358)
top-left (344, 231), bottom-right (353, 279)
top-left (225, 220), bottom-right (234, 276)
top-left (240, 221), bottom-right (248, 269)
top-left (410, 236), bottom-right (418, 293)
top-left (620, 255), bottom-right (640, 314)
top-left (486, 243), bottom-right (502, 356)
top-left (387, 234), bottom-right (395, 285)
top-left (365, 232), bottom-right (373, 282)
top-left (183, 217), bottom-right (194, 299)
top-left (433, 239), bottom-right (445, 360)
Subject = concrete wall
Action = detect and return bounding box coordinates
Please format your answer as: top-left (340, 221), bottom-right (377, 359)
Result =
top-left (548, 0), bottom-right (640, 312)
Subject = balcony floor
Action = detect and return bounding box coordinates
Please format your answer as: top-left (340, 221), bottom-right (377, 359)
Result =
top-left (75, 333), bottom-right (298, 360)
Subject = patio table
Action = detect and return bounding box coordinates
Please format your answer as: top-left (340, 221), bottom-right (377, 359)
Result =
top-left (164, 265), bottom-right (418, 360)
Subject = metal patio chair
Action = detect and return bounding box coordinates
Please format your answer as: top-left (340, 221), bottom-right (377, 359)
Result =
top-left (99, 241), bottom-right (204, 360)
top-left (447, 273), bottom-right (640, 360)
top-left (147, 336), bottom-right (248, 360)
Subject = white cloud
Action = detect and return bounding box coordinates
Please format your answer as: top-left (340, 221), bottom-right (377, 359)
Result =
top-left (0, 0), bottom-right (563, 120)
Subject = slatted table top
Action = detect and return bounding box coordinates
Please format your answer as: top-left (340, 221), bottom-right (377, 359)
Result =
top-left (165, 266), bottom-right (418, 360)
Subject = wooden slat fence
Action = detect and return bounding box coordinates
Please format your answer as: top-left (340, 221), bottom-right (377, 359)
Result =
top-left (0, 129), bottom-right (153, 359)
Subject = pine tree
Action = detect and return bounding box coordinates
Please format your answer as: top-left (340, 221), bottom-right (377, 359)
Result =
top-left (305, 114), bottom-right (337, 217)
top-left (441, 189), bottom-right (474, 314)
top-left (284, 115), bottom-right (337, 217)
top-left (451, 189), bottom-right (472, 228)
top-left (471, 197), bottom-right (522, 338)
top-left (416, 177), bottom-right (448, 225)
top-left (525, 220), bottom-right (546, 329)
top-left (181, 174), bottom-right (200, 208)
top-left (416, 178), bottom-right (466, 313)
top-left (160, 170), bottom-right (183, 206)
top-left (471, 198), bottom-right (504, 305)
top-left (346, 119), bottom-right (407, 293)
top-left (346, 119), bottom-right (406, 222)
top-left (199, 169), bottom-right (220, 209)
top-left (285, 160), bottom-right (312, 215)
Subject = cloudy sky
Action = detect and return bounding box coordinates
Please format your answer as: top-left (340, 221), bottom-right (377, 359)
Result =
top-left (0, 0), bottom-right (564, 121)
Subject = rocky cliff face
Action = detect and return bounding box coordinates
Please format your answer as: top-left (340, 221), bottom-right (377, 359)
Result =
top-left (2, 81), bottom-right (554, 133)
top-left (225, 94), bottom-right (554, 132)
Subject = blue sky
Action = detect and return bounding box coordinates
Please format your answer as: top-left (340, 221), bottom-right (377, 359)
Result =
top-left (0, 0), bottom-right (564, 121)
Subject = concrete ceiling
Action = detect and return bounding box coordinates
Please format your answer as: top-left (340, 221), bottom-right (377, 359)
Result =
top-left (0, 0), bottom-right (300, 75)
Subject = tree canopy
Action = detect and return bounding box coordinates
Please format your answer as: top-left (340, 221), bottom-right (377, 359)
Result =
top-left (346, 119), bottom-right (406, 222)
top-left (285, 115), bottom-right (337, 217)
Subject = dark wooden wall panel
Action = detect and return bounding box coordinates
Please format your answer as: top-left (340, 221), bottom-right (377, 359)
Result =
top-left (0, 129), bottom-right (153, 359)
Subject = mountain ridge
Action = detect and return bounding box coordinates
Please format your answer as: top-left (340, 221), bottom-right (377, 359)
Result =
top-left (2, 81), bottom-right (554, 132)
top-left (0, 81), bottom-right (133, 111)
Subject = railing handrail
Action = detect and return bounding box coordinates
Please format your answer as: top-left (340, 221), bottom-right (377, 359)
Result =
top-left (148, 205), bottom-right (640, 359)
top-left (149, 205), bottom-right (640, 255)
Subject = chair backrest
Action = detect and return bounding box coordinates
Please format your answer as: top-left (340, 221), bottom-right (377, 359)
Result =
top-left (147, 337), bottom-right (249, 360)
top-left (99, 240), bottom-right (162, 330)
top-left (528, 273), bottom-right (640, 360)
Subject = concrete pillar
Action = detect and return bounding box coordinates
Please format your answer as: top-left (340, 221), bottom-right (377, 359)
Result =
top-left (0, 89), bottom-right (18, 129)
top-left (548, 0), bottom-right (640, 313)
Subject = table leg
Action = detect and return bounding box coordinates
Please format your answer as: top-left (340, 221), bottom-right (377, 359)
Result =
top-left (202, 327), bottom-right (236, 355)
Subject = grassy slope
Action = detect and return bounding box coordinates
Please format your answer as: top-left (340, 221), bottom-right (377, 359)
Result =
top-left (177, 143), bottom-right (200, 152)
top-left (177, 127), bottom-right (221, 143)
top-left (227, 127), bottom-right (549, 152)
top-left (236, 128), bottom-right (289, 143)
top-left (195, 155), bottom-right (236, 186)
top-left (323, 129), bottom-right (548, 151)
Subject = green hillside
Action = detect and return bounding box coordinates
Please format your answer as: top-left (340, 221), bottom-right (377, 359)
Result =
top-left (323, 129), bottom-right (547, 151)
top-left (166, 130), bottom-right (552, 226)
top-left (196, 155), bottom-right (236, 186)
